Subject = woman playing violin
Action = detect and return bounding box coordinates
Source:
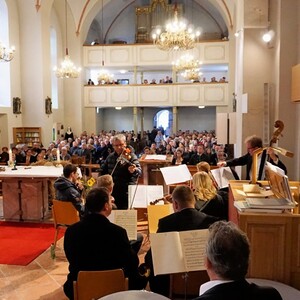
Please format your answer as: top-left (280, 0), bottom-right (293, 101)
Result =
top-left (100, 134), bottom-right (142, 209)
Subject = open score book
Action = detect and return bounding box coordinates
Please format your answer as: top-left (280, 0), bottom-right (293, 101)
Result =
top-left (150, 229), bottom-right (209, 276)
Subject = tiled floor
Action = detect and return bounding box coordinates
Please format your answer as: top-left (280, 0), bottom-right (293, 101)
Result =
top-left (0, 197), bottom-right (151, 300)
top-left (0, 236), bottom-right (69, 300)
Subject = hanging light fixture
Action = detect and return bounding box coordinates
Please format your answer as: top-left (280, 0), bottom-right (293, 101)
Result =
top-left (152, 4), bottom-right (200, 51)
top-left (54, 0), bottom-right (81, 78)
top-left (181, 68), bottom-right (202, 82)
top-left (0, 42), bottom-right (15, 62)
top-left (172, 53), bottom-right (202, 72)
top-left (97, 0), bottom-right (113, 84)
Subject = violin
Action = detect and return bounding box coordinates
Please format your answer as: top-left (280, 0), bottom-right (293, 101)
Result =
top-left (150, 194), bottom-right (172, 205)
top-left (117, 147), bottom-right (134, 166)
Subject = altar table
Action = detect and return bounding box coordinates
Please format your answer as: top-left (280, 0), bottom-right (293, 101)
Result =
top-left (0, 166), bottom-right (63, 221)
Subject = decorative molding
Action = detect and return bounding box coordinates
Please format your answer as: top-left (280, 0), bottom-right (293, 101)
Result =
top-left (84, 83), bottom-right (228, 107)
top-left (221, 0), bottom-right (233, 28)
top-left (76, 0), bottom-right (90, 36)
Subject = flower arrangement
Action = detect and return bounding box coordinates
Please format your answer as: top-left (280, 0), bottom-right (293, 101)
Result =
top-left (81, 175), bottom-right (96, 192)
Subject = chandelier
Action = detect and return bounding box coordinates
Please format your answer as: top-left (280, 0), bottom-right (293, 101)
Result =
top-left (181, 68), bottom-right (202, 82)
top-left (172, 54), bottom-right (202, 72)
top-left (54, 0), bottom-right (81, 78)
top-left (0, 42), bottom-right (15, 62)
top-left (152, 6), bottom-right (200, 51)
top-left (97, 68), bottom-right (114, 84)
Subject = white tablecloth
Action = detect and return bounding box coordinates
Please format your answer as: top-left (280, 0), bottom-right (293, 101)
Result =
top-left (0, 166), bottom-right (63, 178)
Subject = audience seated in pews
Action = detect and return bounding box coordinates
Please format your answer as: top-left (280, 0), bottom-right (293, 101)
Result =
top-left (193, 221), bottom-right (283, 300)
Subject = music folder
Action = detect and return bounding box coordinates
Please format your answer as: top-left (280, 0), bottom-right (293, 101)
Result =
top-left (150, 229), bottom-right (208, 276)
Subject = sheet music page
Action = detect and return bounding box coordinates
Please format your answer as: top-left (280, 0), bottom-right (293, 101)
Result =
top-left (160, 164), bottom-right (192, 185)
top-left (144, 155), bottom-right (167, 160)
top-left (210, 168), bottom-right (222, 188)
top-left (108, 210), bottom-right (137, 240)
top-left (179, 229), bottom-right (208, 272)
top-left (128, 185), bottom-right (164, 208)
top-left (211, 167), bottom-right (235, 189)
top-left (150, 231), bottom-right (185, 275)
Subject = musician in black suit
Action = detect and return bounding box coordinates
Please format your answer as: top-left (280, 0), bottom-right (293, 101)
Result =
top-left (63, 187), bottom-right (145, 300)
top-left (218, 135), bottom-right (287, 180)
top-left (100, 134), bottom-right (141, 209)
top-left (193, 221), bottom-right (282, 300)
top-left (144, 185), bottom-right (218, 297)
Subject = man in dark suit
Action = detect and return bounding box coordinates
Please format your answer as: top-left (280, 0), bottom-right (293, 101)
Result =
top-left (218, 135), bottom-right (287, 180)
top-left (193, 221), bottom-right (282, 300)
top-left (144, 185), bottom-right (218, 296)
top-left (63, 187), bottom-right (145, 300)
top-left (100, 134), bottom-right (141, 209)
top-left (189, 144), bottom-right (210, 165)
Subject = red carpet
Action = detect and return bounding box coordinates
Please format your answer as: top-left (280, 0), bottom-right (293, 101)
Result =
top-left (0, 221), bottom-right (65, 266)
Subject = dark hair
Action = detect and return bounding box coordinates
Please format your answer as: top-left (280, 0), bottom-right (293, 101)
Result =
top-left (85, 187), bottom-right (109, 213)
top-left (245, 135), bottom-right (263, 148)
top-left (63, 164), bottom-right (77, 178)
top-left (172, 185), bottom-right (195, 205)
top-left (206, 221), bottom-right (250, 280)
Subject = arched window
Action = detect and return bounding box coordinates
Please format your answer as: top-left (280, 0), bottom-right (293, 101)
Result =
top-left (0, 0), bottom-right (11, 107)
top-left (50, 27), bottom-right (58, 109)
top-left (154, 109), bottom-right (172, 135)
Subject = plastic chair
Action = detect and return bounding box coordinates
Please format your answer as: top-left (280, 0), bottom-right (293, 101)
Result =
top-left (51, 199), bottom-right (80, 257)
top-left (73, 269), bottom-right (128, 300)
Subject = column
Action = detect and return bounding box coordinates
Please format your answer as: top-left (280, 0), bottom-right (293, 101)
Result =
top-left (172, 106), bottom-right (177, 134)
top-left (140, 107), bottom-right (144, 138)
top-left (133, 107), bottom-right (138, 134)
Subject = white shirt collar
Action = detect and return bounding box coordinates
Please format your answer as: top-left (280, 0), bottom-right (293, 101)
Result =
top-left (199, 279), bottom-right (234, 295)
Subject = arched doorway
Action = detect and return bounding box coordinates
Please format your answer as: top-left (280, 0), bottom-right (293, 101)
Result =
top-left (154, 109), bottom-right (172, 136)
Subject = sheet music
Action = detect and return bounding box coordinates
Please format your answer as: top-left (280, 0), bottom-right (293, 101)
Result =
top-left (108, 210), bottom-right (137, 240)
top-left (150, 232), bottom-right (185, 276)
top-left (160, 164), bottom-right (192, 185)
top-left (150, 229), bottom-right (208, 275)
top-left (180, 230), bottom-right (208, 272)
top-left (128, 185), bottom-right (164, 208)
top-left (211, 167), bottom-right (235, 189)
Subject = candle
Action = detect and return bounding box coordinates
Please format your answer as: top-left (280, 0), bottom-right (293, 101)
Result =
top-left (56, 148), bottom-right (61, 163)
top-left (9, 149), bottom-right (13, 162)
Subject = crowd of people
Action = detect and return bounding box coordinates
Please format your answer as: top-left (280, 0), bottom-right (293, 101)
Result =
top-left (0, 128), bottom-right (229, 169)
top-left (0, 127), bottom-right (287, 299)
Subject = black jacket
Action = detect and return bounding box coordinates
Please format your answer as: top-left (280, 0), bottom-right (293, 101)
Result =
top-left (54, 176), bottom-right (84, 214)
top-left (193, 279), bottom-right (282, 300)
top-left (63, 213), bottom-right (144, 300)
top-left (226, 151), bottom-right (287, 180)
top-left (100, 150), bottom-right (141, 209)
top-left (145, 208), bottom-right (218, 296)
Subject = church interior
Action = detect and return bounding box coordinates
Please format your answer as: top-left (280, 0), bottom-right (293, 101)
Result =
top-left (0, 0), bottom-right (300, 299)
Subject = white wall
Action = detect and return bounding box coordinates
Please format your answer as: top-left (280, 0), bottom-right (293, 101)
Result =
top-left (96, 106), bottom-right (216, 133)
